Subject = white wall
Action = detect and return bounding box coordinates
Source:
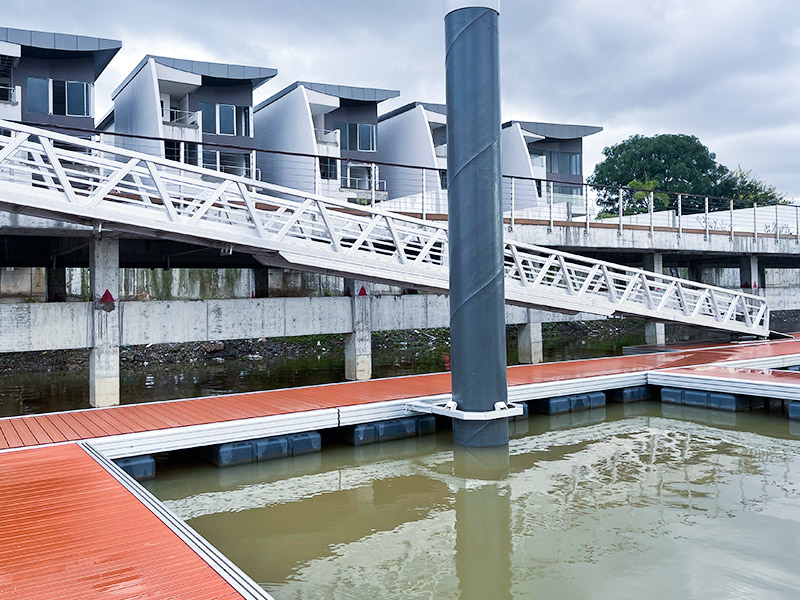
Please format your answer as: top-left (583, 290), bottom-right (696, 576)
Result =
top-left (254, 86), bottom-right (317, 193)
top-left (112, 59), bottom-right (164, 156)
top-left (501, 123), bottom-right (541, 211)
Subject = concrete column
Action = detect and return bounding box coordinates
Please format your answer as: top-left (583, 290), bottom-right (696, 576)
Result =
top-left (344, 278), bottom-right (371, 381)
top-left (740, 255), bottom-right (759, 289)
top-left (687, 261), bottom-right (703, 283)
top-left (89, 236), bottom-right (120, 407)
top-left (643, 252), bottom-right (666, 346)
top-left (46, 268), bottom-right (67, 302)
top-left (253, 267), bottom-right (270, 298)
top-left (517, 309), bottom-right (543, 364)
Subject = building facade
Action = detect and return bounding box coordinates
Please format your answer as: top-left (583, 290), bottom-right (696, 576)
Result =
top-left (254, 82), bottom-right (399, 204)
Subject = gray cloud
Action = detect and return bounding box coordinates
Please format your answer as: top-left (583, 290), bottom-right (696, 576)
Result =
top-left (4, 0), bottom-right (799, 196)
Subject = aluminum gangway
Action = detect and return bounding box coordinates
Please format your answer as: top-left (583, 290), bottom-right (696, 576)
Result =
top-left (0, 120), bottom-right (771, 337)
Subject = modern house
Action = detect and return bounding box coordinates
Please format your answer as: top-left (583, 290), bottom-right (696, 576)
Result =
top-left (253, 82), bottom-right (400, 203)
top-left (98, 56), bottom-right (277, 178)
top-left (0, 26), bottom-right (121, 131)
top-left (376, 103), bottom-right (602, 217)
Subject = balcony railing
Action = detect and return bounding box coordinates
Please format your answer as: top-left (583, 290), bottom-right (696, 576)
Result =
top-left (164, 109), bottom-right (199, 127)
top-left (0, 86), bottom-right (16, 104)
top-left (434, 143), bottom-right (447, 159)
top-left (315, 128), bottom-right (340, 146)
top-left (342, 176), bottom-right (387, 192)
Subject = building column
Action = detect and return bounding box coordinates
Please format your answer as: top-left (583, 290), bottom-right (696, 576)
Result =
top-left (740, 255), bottom-right (760, 290)
top-left (89, 236), bottom-right (120, 407)
top-left (643, 252), bottom-right (666, 346)
top-left (46, 267), bottom-right (67, 302)
top-left (252, 267), bottom-right (270, 298)
top-left (687, 260), bottom-right (703, 283)
top-left (344, 278), bottom-right (371, 381)
top-left (517, 309), bottom-right (543, 364)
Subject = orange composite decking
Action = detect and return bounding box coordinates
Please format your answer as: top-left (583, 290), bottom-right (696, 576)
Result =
top-left (658, 364), bottom-right (800, 384)
top-left (0, 443), bottom-right (246, 600)
top-left (3, 336), bottom-right (800, 452)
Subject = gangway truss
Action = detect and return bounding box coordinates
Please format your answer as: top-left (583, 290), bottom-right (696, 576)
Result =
top-left (0, 120), bottom-right (770, 337)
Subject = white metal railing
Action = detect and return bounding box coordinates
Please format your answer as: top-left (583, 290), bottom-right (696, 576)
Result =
top-left (314, 128), bottom-right (340, 145)
top-left (434, 144), bottom-right (447, 159)
top-left (164, 109), bottom-right (199, 127)
top-left (342, 175), bottom-right (387, 192)
top-left (0, 119), bottom-right (771, 336)
top-left (0, 86), bottom-right (16, 104)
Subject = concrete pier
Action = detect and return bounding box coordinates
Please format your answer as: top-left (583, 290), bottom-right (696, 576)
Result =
top-left (517, 310), bottom-right (543, 364)
top-left (89, 236), bottom-right (120, 408)
top-left (643, 253), bottom-right (666, 346)
top-left (46, 267), bottom-right (67, 302)
top-left (344, 278), bottom-right (372, 381)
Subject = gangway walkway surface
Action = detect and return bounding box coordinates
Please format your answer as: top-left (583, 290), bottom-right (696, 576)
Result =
top-left (0, 120), bottom-right (770, 337)
top-left (3, 336), bottom-right (800, 455)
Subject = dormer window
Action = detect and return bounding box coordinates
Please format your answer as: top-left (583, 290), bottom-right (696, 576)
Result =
top-left (26, 77), bottom-right (92, 117)
top-left (199, 102), bottom-right (251, 136)
top-left (333, 121), bottom-right (376, 152)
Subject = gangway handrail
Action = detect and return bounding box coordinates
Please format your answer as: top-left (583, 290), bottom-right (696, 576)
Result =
top-left (0, 119), bottom-right (771, 337)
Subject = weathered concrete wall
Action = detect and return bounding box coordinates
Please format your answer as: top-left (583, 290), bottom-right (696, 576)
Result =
top-left (0, 302), bottom-right (91, 352)
top-left (0, 267), bottom-right (45, 297)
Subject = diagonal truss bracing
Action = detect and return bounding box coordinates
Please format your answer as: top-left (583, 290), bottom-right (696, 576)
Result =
top-left (0, 120), bottom-right (770, 337)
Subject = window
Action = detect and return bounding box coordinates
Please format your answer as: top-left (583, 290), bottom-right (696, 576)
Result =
top-left (218, 104), bottom-right (235, 135)
top-left (26, 77), bottom-right (49, 114)
top-left (27, 78), bottom-right (91, 116)
top-left (199, 102), bottom-right (251, 136)
top-left (320, 157), bottom-right (338, 180)
top-left (439, 169), bottom-right (448, 190)
top-left (333, 121), bottom-right (377, 152)
top-left (535, 150), bottom-right (582, 176)
top-left (202, 149), bottom-right (252, 178)
top-left (164, 141), bottom-right (198, 165)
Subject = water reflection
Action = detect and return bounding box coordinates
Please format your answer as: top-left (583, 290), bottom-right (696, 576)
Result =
top-left (145, 407), bottom-right (800, 599)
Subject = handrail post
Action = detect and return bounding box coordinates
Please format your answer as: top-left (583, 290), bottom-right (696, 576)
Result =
top-left (421, 168), bottom-right (427, 220)
top-left (548, 180), bottom-right (553, 232)
top-left (677, 193), bottom-right (682, 238)
top-left (370, 162), bottom-right (376, 208)
top-left (796, 205), bottom-right (799, 244)
top-left (753, 202), bottom-right (758, 242)
top-left (510, 176), bottom-right (515, 231)
top-left (704, 197), bottom-right (709, 241)
top-left (618, 187), bottom-right (623, 237)
top-left (584, 183), bottom-right (589, 234)
top-left (729, 198), bottom-right (734, 241)
top-left (648, 191), bottom-right (654, 237)
top-left (776, 202), bottom-right (780, 244)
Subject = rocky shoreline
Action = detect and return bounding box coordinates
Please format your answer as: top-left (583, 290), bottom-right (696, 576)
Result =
top-left (0, 319), bottom-right (648, 375)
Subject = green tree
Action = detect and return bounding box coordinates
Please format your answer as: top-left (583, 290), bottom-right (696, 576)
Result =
top-left (589, 134), bottom-right (729, 213)
top-left (716, 166), bottom-right (785, 209)
top-left (625, 179), bottom-right (670, 214)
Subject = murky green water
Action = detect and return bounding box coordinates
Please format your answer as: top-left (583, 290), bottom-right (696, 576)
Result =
top-left (0, 328), bottom-right (642, 417)
top-left (145, 404), bottom-right (800, 599)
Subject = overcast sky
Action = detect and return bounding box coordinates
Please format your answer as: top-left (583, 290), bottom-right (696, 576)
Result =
top-left (5, 0), bottom-right (800, 197)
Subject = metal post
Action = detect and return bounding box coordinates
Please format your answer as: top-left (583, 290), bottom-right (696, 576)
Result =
top-left (677, 193), bottom-right (682, 238)
top-left (648, 191), bottom-right (654, 237)
top-left (776, 202), bottom-right (780, 244)
top-left (370, 162), bottom-right (376, 208)
top-left (445, 0), bottom-right (508, 447)
top-left (704, 197), bottom-right (709, 241)
top-left (421, 168), bottom-right (427, 220)
top-left (730, 198), bottom-right (734, 241)
top-left (618, 187), bottom-right (623, 237)
top-left (796, 205), bottom-right (799, 244)
top-left (584, 184), bottom-right (589, 234)
top-left (510, 176), bottom-right (515, 230)
top-left (548, 180), bottom-right (554, 232)
top-left (754, 202), bottom-right (758, 242)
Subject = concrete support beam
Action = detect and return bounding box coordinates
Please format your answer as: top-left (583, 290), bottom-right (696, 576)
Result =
top-left (344, 278), bottom-right (371, 381)
top-left (46, 268), bottom-right (67, 302)
top-left (740, 255), bottom-right (759, 289)
top-left (517, 310), bottom-right (543, 364)
top-left (89, 237), bottom-right (120, 408)
top-left (643, 253), bottom-right (666, 346)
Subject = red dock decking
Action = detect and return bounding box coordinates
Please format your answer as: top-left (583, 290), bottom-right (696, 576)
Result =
top-left (2, 336), bottom-right (800, 452)
top-left (0, 443), bottom-right (248, 600)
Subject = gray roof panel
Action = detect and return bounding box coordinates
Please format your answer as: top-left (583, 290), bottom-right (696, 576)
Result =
top-left (0, 27), bottom-right (121, 78)
top-left (505, 120), bottom-right (603, 139)
top-left (256, 80), bottom-right (401, 112)
top-left (379, 101), bottom-right (447, 122)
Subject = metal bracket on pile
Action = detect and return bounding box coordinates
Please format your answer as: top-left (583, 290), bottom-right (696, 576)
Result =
top-left (405, 399), bottom-right (524, 421)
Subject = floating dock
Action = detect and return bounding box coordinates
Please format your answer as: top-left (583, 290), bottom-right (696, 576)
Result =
top-left (4, 335), bottom-right (800, 598)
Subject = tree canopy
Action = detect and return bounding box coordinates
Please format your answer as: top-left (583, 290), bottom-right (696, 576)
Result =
top-left (589, 134), bottom-right (784, 214)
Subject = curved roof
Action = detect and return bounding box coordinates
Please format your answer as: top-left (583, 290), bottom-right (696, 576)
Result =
top-left (379, 101), bottom-right (446, 122)
top-left (504, 121), bottom-right (603, 139)
top-left (0, 27), bottom-right (121, 79)
top-left (257, 81), bottom-right (400, 112)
